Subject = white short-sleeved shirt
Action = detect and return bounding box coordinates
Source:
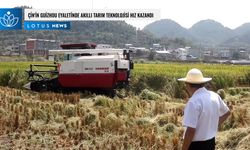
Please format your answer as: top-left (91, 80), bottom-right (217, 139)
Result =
top-left (183, 87), bottom-right (229, 141)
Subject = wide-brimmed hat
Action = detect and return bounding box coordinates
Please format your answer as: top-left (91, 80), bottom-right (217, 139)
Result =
top-left (178, 68), bottom-right (212, 84)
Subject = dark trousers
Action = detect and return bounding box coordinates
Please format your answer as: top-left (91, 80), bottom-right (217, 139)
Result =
top-left (189, 137), bottom-right (215, 150)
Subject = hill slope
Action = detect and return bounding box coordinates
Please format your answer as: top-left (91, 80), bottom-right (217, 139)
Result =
top-left (221, 23), bottom-right (250, 47)
top-left (234, 23), bottom-right (250, 35)
top-left (0, 21), bottom-right (158, 49)
top-left (189, 19), bottom-right (235, 45)
top-left (143, 19), bottom-right (250, 47)
top-left (143, 19), bottom-right (191, 39)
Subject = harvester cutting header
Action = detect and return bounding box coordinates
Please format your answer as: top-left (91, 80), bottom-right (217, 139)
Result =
top-left (25, 43), bottom-right (134, 95)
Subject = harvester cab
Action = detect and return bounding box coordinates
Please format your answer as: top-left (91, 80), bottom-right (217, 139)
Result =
top-left (24, 43), bottom-right (134, 95)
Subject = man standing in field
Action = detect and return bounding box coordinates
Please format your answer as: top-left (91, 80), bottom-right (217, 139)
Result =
top-left (178, 68), bottom-right (230, 150)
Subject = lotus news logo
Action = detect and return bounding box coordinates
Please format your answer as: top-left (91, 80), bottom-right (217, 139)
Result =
top-left (0, 11), bottom-right (19, 27)
top-left (0, 8), bottom-right (22, 30)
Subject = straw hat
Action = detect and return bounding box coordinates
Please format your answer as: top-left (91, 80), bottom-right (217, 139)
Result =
top-left (178, 68), bottom-right (212, 84)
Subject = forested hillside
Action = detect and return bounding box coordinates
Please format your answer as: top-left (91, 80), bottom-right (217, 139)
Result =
top-left (0, 21), bottom-right (191, 50)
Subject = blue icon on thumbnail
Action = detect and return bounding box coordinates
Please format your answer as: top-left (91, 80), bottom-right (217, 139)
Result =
top-left (0, 8), bottom-right (22, 30)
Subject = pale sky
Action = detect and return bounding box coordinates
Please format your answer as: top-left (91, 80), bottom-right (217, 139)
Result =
top-left (2, 0), bottom-right (250, 29)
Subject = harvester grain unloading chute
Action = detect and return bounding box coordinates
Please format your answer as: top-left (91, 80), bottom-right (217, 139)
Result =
top-left (24, 44), bottom-right (133, 95)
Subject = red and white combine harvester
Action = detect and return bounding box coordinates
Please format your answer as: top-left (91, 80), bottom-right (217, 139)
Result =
top-left (25, 43), bottom-right (133, 95)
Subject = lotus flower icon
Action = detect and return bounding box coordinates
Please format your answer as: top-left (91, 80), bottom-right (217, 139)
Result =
top-left (0, 11), bottom-right (19, 27)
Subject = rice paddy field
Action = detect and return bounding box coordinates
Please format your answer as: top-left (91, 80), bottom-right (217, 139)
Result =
top-left (0, 61), bottom-right (250, 149)
top-left (0, 62), bottom-right (50, 72)
top-left (1, 61), bottom-right (250, 77)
